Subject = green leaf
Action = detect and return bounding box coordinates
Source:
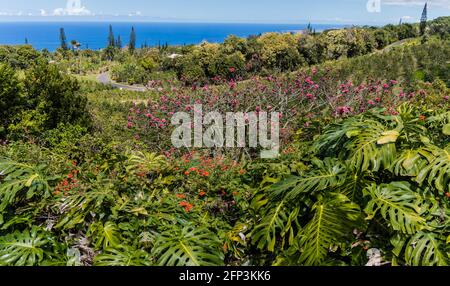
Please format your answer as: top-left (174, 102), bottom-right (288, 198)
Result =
top-left (88, 221), bottom-right (121, 249)
top-left (0, 159), bottom-right (52, 211)
top-left (251, 198), bottom-right (299, 252)
top-left (271, 158), bottom-right (347, 200)
top-left (364, 182), bottom-right (428, 234)
top-left (377, 130), bottom-right (400, 145)
top-left (94, 246), bottom-right (151, 266)
top-left (297, 193), bottom-right (362, 266)
top-left (392, 232), bottom-right (449, 266)
top-left (443, 124), bottom-right (450, 135)
top-left (152, 226), bottom-right (224, 266)
top-left (0, 227), bottom-right (49, 266)
top-left (416, 145), bottom-right (450, 192)
top-left (315, 116), bottom-right (402, 172)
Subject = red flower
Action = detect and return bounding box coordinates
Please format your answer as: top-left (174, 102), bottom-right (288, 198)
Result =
top-left (199, 191), bottom-right (206, 197)
top-left (229, 67), bottom-right (236, 73)
top-left (176, 194), bottom-right (186, 199)
top-left (179, 201), bottom-right (193, 212)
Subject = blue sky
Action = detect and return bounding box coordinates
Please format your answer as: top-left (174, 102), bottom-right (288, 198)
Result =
top-left (0, 0), bottom-right (449, 24)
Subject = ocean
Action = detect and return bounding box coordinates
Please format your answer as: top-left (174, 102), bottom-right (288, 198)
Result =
top-left (0, 22), bottom-right (343, 51)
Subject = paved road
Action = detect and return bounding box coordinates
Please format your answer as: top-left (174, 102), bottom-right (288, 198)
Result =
top-left (97, 72), bottom-right (147, 92)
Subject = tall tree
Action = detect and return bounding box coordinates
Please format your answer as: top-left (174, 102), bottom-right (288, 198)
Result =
top-left (420, 2), bottom-right (428, 36)
top-left (108, 25), bottom-right (115, 48)
top-left (116, 35), bottom-right (122, 49)
top-left (25, 38), bottom-right (28, 45)
top-left (129, 26), bottom-right (136, 53)
top-left (59, 28), bottom-right (68, 50)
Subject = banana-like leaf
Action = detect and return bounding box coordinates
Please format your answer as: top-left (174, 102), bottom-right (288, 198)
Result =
top-left (298, 193), bottom-right (362, 266)
top-left (364, 182), bottom-right (429, 234)
top-left (152, 226), bottom-right (224, 266)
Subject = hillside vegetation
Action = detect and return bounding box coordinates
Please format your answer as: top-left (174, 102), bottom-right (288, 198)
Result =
top-left (0, 19), bottom-right (449, 266)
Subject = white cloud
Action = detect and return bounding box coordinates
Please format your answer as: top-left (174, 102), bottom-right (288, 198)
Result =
top-left (52, 0), bottom-right (92, 16)
top-left (128, 11), bottom-right (143, 17)
top-left (400, 15), bottom-right (417, 22)
top-left (40, 9), bottom-right (47, 16)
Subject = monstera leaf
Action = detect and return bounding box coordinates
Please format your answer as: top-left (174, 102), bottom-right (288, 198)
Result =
top-left (251, 197), bottom-right (299, 252)
top-left (364, 182), bottom-right (429, 234)
top-left (0, 228), bottom-right (50, 266)
top-left (416, 144), bottom-right (450, 193)
top-left (315, 116), bottom-right (403, 172)
top-left (0, 159), bottom-right (53, 211)
top-left (392, 232), bottom-right (449, 266)
top-left (391, 149), bottom-right (429, 177)
top-left (297, 193), bottom-right (362, 266)
top-left (152, 225), bottom-right (224, 266)
top-left (88, 221), bottom-right (121, 249)
top-left (271, 158), bottom-right (347, 200)
top-left (94, 246), bottom-right (151, 266)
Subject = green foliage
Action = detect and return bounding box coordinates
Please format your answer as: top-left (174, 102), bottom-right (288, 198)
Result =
top-left (392, 232), bottom-right (450, 266)
top-left (0, 64), bottom-right (22, 138)
top-left (364, 182), bottom-right (428, 234)
top-left (0, 227), bottom-right (58, 266)
top-left (94, 246), bottom-right (151, 266)
top-left (271, 158), bottom-right (347, 200)
top-left (0, 159), bottom-right (53, 212)
top-left (297, 193), bottom-right (362, 266)
top-left (416, 144), bottom-right (450, 192)
top-left (315, 115), bottom-right (402, 172)
top-left (0, 19), bottom-right (449, 267)
top-left (251, 198), bottom-right (299, 252)
top-left (152, 226), bottom-right (224, 266)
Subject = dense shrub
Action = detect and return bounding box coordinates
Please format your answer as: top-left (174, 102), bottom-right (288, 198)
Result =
top-left (0, 64), bottom-right (22, 139)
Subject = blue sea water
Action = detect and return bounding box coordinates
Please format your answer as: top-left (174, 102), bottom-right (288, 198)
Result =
top-left (0, 22), bottom-right (343, 51)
